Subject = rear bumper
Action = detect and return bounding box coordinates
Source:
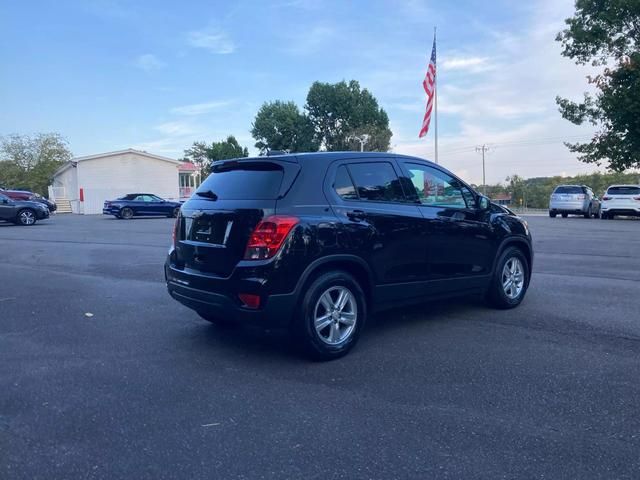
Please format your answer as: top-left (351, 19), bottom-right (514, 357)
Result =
top-left (549, 201), bottom-right (588, 213)
top-left (165, 260), bottom-right (297, 328)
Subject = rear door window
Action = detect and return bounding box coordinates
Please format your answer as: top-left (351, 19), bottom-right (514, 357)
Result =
top-left (197, 162), bottom-right (284, 200)
top-left (607, 186), bottom-right (640, 195)
top-left (333, 165), bottom-right (358, 200)
top-left (347, 162), bottom-right (405, 202)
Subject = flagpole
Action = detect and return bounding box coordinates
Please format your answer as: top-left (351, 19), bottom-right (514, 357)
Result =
top-left (434, 26), bottom-right (439, 164)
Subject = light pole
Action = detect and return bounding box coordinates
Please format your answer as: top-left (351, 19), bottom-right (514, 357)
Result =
top-left (475, 144), bottom-right (491, 196)
top-left (349, 134), bottom-right (370, 152)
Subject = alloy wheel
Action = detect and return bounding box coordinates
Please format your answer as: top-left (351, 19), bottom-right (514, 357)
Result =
top-left (502, 257), bottom-right (525, 299)
top-left (19, 210), bottom-right (35, 225)
top-left (313, 286), bottom-right (358, 345)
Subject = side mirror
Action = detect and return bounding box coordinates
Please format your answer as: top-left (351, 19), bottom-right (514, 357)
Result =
top-left (478, 195), bottom-right (490, 211)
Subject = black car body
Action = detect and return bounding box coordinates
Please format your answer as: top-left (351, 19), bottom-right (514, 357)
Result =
top-left (0, 193), bottom-right (50, 225)
top-left (166, 152), bottom-right (533, 359)
top-left (103, 193), bottom-right (181, 219)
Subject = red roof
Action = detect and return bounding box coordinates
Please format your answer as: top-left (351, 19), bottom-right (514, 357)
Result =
top-left (179, 162), bottom-right (198, 172)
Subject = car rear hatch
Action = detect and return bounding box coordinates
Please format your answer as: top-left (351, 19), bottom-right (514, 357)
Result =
top-left (174, 157), bottom-right (299, 277)
top-left (551, 186), bottom-right (585, 204)
top-left (604, 186), bottom-right (640, 207)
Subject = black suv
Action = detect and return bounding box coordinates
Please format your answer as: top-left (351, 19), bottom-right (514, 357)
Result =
top-left (166, 152), bottom-right (533, 360)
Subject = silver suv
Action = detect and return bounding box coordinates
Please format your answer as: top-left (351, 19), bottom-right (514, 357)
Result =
top-left (549, 185), bottom-right (600, 218)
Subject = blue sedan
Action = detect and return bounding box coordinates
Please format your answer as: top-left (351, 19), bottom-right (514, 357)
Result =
top-left (103, 193), bottom-right (181, 219)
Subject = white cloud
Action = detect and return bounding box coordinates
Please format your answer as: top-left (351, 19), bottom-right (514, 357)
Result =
top-left (170, 100), bottom-right (234, 116)
top-left (187, 28), bottom-right (235, 54)
top-left (133, 54), bottom-right (165, 71)
top-left (441, 56), bottom-right (493, 72)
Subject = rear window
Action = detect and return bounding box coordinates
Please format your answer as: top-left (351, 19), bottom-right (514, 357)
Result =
top-left (554, 186), bottom-right (584, 194)
top-left (607, 186), bottom-right (640, 195)
top-left (197, 162), bottom-right (284, 200)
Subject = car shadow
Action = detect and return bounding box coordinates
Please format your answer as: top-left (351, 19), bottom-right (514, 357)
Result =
top-left (177, 295), bottom-right (485, 364)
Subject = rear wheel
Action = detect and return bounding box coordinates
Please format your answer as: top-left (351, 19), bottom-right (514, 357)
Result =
top-left (584, 205), bottom-right (592, 219)
top-left (294, 271), bottom-right (366, 361)
top-left (486, 247), bottom-right (529, 309)
top-left (17, 209), bottom-right (37, 226)
top-left (561, 213), bottom-right (568, 218)
top-left (170, 207), bottom-right (180, 218)
top-left (549, 211), bottom-right (557, 218)
top-left (120, 207), bottom-right (134, 219)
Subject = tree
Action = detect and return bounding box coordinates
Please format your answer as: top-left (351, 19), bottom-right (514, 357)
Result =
top-left (251, 101), bottom-right (318, 154)
top-left (0, 133), bottom-right (72, 195)
top-left (556, 0), bottom-right (640, 171)
top-left (306, 80), bottom-right (392, 151)
top-left (182, 136), bottom-right (249, 175)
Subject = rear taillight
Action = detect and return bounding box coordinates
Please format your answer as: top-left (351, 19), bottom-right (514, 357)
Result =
top-left (238, 293), bottom-right (261, 309)
top-left (576, 194), bottom-right (586, 200)
top-left (634, 196), bottom-right (640, 201)
top-left (602, 196), bottom-right (612, 201)
top-left (172, 217), bottom-right (179, 247)
top-left (244, 215), bottom-right (299, 260)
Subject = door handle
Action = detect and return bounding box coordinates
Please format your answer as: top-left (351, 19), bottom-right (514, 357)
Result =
top-left (347, 209), bottom-right (366, 221)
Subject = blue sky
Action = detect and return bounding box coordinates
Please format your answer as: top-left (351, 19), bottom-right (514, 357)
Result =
top-left (1, 0), bottom-right (597, 184)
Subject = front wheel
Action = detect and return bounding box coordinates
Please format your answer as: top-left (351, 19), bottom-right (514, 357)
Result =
top-left (17, 209), bottom-right (37, 226)
top-left (549, 211), bottom-right (557, 218)
top-left (294, 271), bottom-right (366, 361)
top-left (486, 247), bottom-right (529, 309)
top-left (561, 213), bottom-right (568, 218)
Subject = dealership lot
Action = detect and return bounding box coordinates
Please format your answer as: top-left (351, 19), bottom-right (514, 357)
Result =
top-left (1, 215), bottom-right (639, 479)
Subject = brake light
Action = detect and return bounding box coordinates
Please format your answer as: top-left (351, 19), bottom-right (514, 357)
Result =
top-left (634, 196), bottom-right (640, 201)
top-left (576, 194), bottom-right (586, 200)
top-left (244, 215), bottom-right (299, 260)
top-left (172, 217), bottom-right (179, 246)
top-left (602, 196), bottom-right (612, 201)
top-left (238, 293), bottom-right (261, 309)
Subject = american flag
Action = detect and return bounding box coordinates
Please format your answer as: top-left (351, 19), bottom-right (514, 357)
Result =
top-left (419, 35), bottom-right (437, 138)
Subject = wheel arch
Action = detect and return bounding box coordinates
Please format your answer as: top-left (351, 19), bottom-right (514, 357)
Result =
top-left (494, 237), bottom-right (533, 282)
top-left (294, 255), bottom-right (374, 308)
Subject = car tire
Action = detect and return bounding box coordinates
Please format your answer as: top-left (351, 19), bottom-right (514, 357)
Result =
top-left (486, 246), bottom-right (529, 310)
top-left (120, 207), bottom-right (134, 220)
top-left (170, 207), bottom-right (180, 218)
top-left (197, 311), bottom-right (237, 328)
top-left (294, 270), bottom-right (366, 361)
top-left (561, 213), bottom-right (568, 218)
top-left (584, 205), bottom-right (592, 219)
top-left (549, 211), bottom-right (556, 218)
top-left (16, 208), bottom-right (37, 226)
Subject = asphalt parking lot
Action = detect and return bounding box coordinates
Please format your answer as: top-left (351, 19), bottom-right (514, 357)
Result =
top-left (1, 214), bottom-right (639, 479)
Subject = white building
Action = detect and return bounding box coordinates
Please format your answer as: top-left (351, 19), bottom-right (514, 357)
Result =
top-left (50, 149), bottom-right (183, 214)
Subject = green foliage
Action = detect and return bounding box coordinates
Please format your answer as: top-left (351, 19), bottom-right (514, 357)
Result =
top-left (556, 0), bottom-right (640, 171)
top-left (306, 80), bottom-right (392, 151)
top-left (250, 80), bottom-right (392, 154)
top-left (182, 135), bottom-right (249, 175)
top-left (0, 133), bottom-right (72, 196)
top-left (251, 101), bottom-right (318, 154)
top-left (488, 171), bottom-right (640, 209)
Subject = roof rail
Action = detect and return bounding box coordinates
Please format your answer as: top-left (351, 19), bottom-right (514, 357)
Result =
top-left (266, 149), bottom-right (288, 156)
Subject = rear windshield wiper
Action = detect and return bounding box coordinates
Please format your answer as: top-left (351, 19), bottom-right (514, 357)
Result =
top-left (196, 190), bottom-right (218, 200)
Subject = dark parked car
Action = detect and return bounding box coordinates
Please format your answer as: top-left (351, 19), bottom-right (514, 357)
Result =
top-left (0, 189), bottom-right (57, 212)
top-left (0, 193), bottom-right (50, 225)
top-left (103, 193), bottom-right (181, 219)
top-left (165, 152), bottom-right (533, 360)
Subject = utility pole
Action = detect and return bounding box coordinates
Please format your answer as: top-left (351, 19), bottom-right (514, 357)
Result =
top-left (475, 144), bottom-right (491, 196)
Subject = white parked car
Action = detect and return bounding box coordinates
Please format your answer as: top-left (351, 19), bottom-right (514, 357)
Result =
top-left (600, 185), bottom-right (640, 219)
